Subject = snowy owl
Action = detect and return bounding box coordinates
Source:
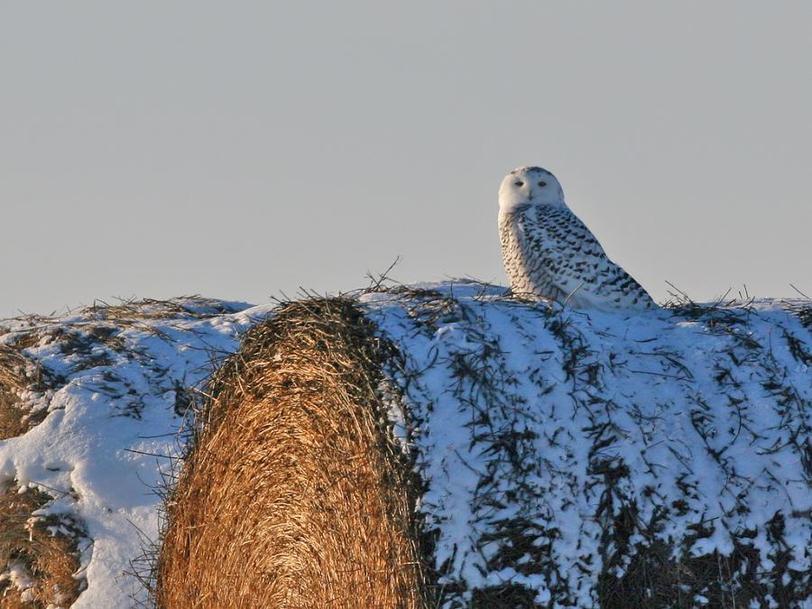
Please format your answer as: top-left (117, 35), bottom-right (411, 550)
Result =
top-left (498, 166), bottom-right (656, 310)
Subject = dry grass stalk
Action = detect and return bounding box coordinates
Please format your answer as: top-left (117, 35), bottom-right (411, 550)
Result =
top-left (82, 296), bottom-right (241, 323)
top-left (0, 483), bottom-right (84, 609)
top-left (156, 298), bottom-right (431, 609)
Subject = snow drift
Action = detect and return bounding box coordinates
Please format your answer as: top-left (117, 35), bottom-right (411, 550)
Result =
top-left (158, 284), bottom-right (811, 609)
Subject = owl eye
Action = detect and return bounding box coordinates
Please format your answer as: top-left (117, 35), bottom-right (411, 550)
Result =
top-left (514, 181), bottom-right (524, 187)
top-left (538, 181), bottom-right (547, 187)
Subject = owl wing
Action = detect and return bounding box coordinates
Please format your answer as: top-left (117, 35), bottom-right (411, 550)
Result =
top-left (518, 205), bottom-right (656, 310)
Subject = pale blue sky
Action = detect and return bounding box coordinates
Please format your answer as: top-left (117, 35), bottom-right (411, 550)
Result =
top-left (1, 1), bottom-right (810, 316)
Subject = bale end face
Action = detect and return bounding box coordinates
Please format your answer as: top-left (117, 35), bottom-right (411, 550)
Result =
top-left (156, 299), bottom-right (431, 609)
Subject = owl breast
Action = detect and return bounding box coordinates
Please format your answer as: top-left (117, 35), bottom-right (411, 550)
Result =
top-left (498, 212), bottom-right (564, 301)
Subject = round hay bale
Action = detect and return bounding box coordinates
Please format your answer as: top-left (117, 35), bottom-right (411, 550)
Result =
top-left (157, 285), bottom-right (812, 608)
top-left (156, 299), bottom-right (432, 609)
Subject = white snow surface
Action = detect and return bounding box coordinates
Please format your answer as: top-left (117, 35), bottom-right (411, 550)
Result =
top-left (0, 298), bottom-right (272, 608)
top-left (360, 283), bottom-right (812, 608)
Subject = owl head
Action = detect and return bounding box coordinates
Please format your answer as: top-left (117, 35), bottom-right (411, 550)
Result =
top-left (498, 166), bottom-right (566, 215)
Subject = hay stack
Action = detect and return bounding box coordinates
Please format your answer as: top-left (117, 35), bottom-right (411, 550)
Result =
top-left (157, 284), bottom-right (812, 609)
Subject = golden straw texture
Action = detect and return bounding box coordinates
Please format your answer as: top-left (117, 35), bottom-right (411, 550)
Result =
top-left (0, 346), bottom-right (47, 441)
top-left (0, 483), bottom-right (84, 609)
top-left (156, 299), bottom-right (431, 609)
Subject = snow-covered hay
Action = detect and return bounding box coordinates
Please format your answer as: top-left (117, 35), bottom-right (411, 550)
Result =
top-left (158, 284), bottom-right (812, 609)
top-left (0, 345), bottom-right (50, 440)
top-left (0, 297), bottom-right (264, 608)
top-left (156, 299), bottom-right (431, 609)
top-left (0, 481), bottom-right (85, 608)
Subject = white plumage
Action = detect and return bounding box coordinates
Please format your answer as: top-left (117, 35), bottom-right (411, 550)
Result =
top-left (498, 166), bottom-right (656, 311)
